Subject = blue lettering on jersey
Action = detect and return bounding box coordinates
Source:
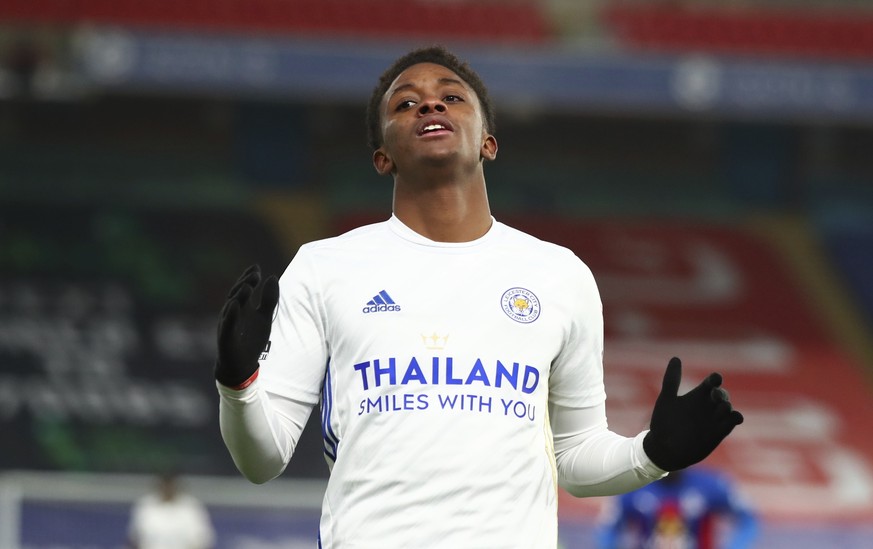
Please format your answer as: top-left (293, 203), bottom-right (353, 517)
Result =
top-left (446, 357), bottom-right (462, 385)
top-left (465, 359), bottom-right (490, 386)
top-left (358, 393), bottom-right (429, 416)
top-left (501, 398), bottom-right (535, 420)
top-left (353, 356), bottom-right (541, 395)
top-left (495, 360), bottom-right (518, 389)
top-left (438, 394), bottom-right (493, 412)
top-left (374, 358), bottom-right (396, 387)
top-left (400, 357), bottom-right (426, 384)
top-left (521, 366), bottom-right (539, 395)
top-left (353, 361), bottom-right (371, 390)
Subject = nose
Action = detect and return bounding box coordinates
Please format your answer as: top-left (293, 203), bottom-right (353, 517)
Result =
top-left (418, 98), bottom-right (447, 115)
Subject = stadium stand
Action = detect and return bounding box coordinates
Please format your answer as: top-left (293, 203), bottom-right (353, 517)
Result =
top-left (603, 3), bottom-right (873, 60)
top-left (0, 0), bottom-right (550, 43)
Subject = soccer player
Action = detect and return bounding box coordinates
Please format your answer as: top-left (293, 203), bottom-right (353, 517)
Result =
top-left (127, 472), bottom-right (215, 549)
top-left (596, 466), bottom-right (759, 549)
top-left (215, 46), bottom-right (744, 548)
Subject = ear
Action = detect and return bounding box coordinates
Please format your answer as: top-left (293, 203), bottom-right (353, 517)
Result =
top-left (480, 134), bottom-right (498, 162)
top-left (373, 148), bottom-right (395, 176)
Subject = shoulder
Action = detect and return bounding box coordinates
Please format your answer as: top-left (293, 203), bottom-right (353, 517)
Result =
top-left (286, 220), bottom-right (393, 273)
top-left (499, 222), bottom-right (584, 260)
top-left (301, 219), bottom-right (391, 253)
top-left (498, 221), bottom-right (596, 282)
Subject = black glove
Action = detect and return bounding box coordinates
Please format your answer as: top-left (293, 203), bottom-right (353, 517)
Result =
top-left (643, 357), bottom-right (744, 471)
top-left (215, 264), bottom-right (280, 388)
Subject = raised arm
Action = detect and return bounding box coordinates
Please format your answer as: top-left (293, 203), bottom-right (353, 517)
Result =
top-left (554, 357), bottom-right (743, 497)
top-left (214, 264), bottom-right (313, 483)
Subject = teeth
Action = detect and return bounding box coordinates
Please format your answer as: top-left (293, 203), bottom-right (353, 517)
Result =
top-left (423, 124), bottom-right (445, 133)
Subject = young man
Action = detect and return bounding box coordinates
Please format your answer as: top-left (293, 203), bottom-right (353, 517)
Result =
top-left (215, 46), bottom-right (743, 548)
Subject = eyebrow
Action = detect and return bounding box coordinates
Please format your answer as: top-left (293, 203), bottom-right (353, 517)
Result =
top-left (389, 77), bottom-right (467, 98)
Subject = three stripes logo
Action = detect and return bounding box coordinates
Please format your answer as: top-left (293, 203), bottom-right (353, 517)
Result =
top-left (362, 290), bottom-right (401, 314)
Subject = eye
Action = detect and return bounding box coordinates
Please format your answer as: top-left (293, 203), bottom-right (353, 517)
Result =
top-left (396, 99), bottom-right (416, 111)
top-left (444, 95), bottom-right (464, 103)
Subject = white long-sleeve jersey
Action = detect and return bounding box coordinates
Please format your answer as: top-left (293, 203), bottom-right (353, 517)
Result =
top-left (218, 216), bottom-right (665, 548)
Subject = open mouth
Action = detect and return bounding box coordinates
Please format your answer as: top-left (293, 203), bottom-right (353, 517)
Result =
top-left (417, 118), bottom-right (454, 136)
top-left (420, 124), bottom-right (448, 134)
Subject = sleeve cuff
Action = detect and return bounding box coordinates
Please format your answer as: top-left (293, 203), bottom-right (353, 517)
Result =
top-left (216, 369), bottom-right (260, 397)
top-left (232, 369), bottom-right (260, 390)
top-left (633, 430), bottom-right (669, 480)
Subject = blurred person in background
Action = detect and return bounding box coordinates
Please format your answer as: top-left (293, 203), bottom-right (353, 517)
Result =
top-left (597, 466), bottom-right (759, 549)
top-left (214, 45), bottom-right (744, 548)
top-left (126, 472), bottom-right (215, 549)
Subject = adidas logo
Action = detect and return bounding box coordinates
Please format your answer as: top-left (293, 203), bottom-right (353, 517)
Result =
top-left (362, 290), bottom-right (401, 313)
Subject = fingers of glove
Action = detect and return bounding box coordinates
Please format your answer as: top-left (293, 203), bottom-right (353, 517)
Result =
top-left (710, 387), bottom-right (742, 425)
top-left (228, 273), bottom-right (260, 302)
top-left (217, 299), bottom-right (241, 346)
top-left (219, 292), bottom-right (235, 321)
top-left (231, 283), bottom-right (255, 312)
top-left (704, 372), bottom-right (723, 389)
top-left (257, 275), bottom-right (280, 317)
top-left (711, 386), bottom-right (730, 403)
top-left (682, 376), bottom-right (718, 407)
top-left (687, 374), bottom-right (723, 407)
top-left (227, 267), bottom-right (261, 299)
top-left (238, 263), bottom-right (260, 278)
top-left (659, 357), bottom-right (683, 399)
top-left (711, 399), bottom-right (734, 421)
top-left (730, 409), bottom-right (744, 425)
top-left (707, 410), bottom-right (743, 442)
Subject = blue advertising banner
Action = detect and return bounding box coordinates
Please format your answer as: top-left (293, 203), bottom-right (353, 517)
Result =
top-left (73, 29), bottom-right (873, 122)
top-left (20, 500), bottom-right (320, 548)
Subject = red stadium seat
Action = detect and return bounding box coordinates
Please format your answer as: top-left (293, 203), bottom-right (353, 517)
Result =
top-left (0, 0), bottom-right (551, 44)
top-left (603, 4), bottom-right (873, 60)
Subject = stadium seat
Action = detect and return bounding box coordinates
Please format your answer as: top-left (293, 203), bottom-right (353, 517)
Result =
top-left (602, 4), bottom-right (873, 60)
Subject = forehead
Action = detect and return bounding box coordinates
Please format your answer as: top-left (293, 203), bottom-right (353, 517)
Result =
top-left (384, 62), bottom-right (473, 99)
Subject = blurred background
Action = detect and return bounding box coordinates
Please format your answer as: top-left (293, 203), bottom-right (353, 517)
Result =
top-left (1, 0), bottom-right (873, 547)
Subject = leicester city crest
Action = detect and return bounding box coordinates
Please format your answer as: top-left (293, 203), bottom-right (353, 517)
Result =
top-left (500, 287), bottom-right (541, 324)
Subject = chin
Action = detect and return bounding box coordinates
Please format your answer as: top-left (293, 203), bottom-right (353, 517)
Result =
top-left (418, 149), bottom-right (462, 166)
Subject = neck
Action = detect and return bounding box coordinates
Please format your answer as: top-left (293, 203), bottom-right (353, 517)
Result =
top-left (392, 170), bottom-right (492, 242)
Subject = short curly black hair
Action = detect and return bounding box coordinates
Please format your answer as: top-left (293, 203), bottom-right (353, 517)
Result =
top-left (365, 45), bottom-right (496, 151)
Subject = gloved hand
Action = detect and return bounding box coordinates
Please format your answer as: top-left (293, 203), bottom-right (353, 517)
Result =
top-left (215, 264), bottom-right (280, 388)
top-left (643, 357), bottom-right (744, 471)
